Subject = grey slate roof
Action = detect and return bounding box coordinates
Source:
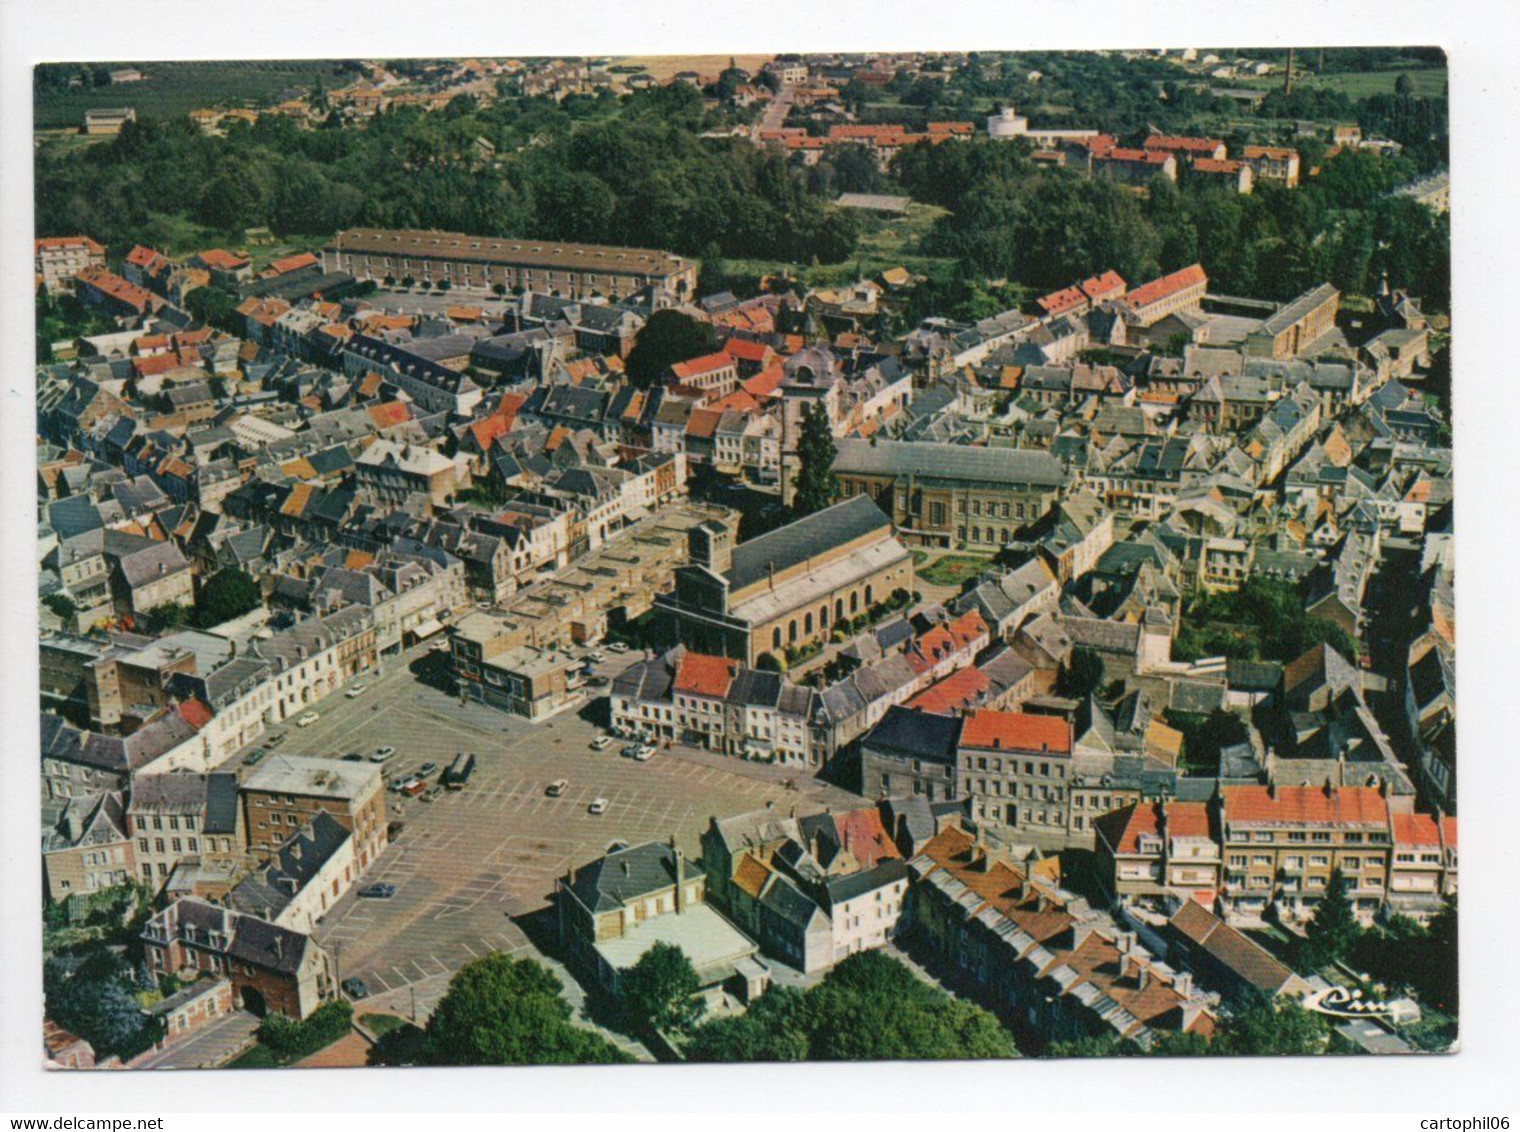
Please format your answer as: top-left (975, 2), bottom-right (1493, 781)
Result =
top-left (725, 495), bottom-right (892, 593)
top-left (832, 438), bottom-right (1067, 488)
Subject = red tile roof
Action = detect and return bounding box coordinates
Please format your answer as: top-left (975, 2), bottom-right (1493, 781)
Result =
top-left (741, 364), bottom-right (786, 399)
top-left (1123, 264), bottom-right (1208, 311)
top-left (36, 235), bottom-right (105, 255)
top-left (1192, 158), bottom-right (1246, 174)
top-left (1144, 134), bottom-right (1224, 154)
top-left (125, 244), bottom-right (162, 268)
top-left (367, 401), bottom-right (412, 429)
top-left (1080, 270), bottom-right (1127, 301)
top-left (685, 407), bottom-right (723, 439)
top-left (1391, 812), bottom-right (1457, 848)
top-left (75, 266), bottom-right (153, 313)
top-left (906, 665), bottom-right (990, 715)
top-left (960, 709), bottom-right (1071, 754)
top-left (266, 252), bottom-right (318, 275)
top-left (196, 248), bottom-right (250, 271)
top-left (723, 338), bottom-right (772, 363)
top-left (1100, 147), bottom-right (1173, 166)
top-left (1037, 286), bottom-right (1087, 317)
top-left (670, 352), bottom-right (734, 380)
top-left (176, 698), bottom-right (213, 729)
top-left (831, 807), bottom-right (902, 867)
top-left (673, 652), bottom-right (738, 699)
top-left (1221, 785), bottom-right (1388, 827)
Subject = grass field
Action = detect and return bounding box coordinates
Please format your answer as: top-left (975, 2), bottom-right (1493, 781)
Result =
top-left (725, 201), bottom-right (955, 289)
top-left (916, 553), bottom-right (995, 589)
top-left (33, 60), bottom-right (362, 130)
top-left (1236, 67), bottom-right (1447, 99)
top-left (359, 1013), bottom-right (411, 1038)
top-left (607, 55), bottom-right (774, 83)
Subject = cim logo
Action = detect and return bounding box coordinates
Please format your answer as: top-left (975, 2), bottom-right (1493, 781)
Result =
top-left (1302, 984), bottom-right (1396, 1020)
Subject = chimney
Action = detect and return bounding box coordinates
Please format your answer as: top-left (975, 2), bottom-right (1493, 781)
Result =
top-left (1135, 962), bottom-right (1150, 991)
top-left (672, 836), bottom-right (686, 914)
top-left (1174, 971), bottom-right (1193, 997)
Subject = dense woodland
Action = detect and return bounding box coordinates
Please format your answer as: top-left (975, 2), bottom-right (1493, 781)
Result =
top-left (34, 49), bottom-right (1448, 316)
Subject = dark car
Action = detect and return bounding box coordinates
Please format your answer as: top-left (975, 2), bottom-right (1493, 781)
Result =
top-left (342, 977), bottom-right (369, 1000)
top-left (342, 753), bottom-right (364, 762)
top-left (359, 882), bottom-right (397, 899)
top-left (244, 749), bottom-right (266, 767)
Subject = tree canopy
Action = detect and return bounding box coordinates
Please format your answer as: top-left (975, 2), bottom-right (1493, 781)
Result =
top-left (618, 941), bottom-right (705, 1036)
top-left (623, 309), bottom-right (717, 390)
top-left (193, 567), bottom-right (262, 629)
top-left (684, 949), bottom-right (1018, 1062)
top-left (790, 401), bottom-right (839, 518)
top-left (1299, 867), bottom-right (1361, 972)
top-left (420, 952), bottom-right (630, 1066)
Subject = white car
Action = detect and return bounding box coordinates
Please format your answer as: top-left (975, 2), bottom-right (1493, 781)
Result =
top-left (590, 736), bottom-right (613, 751)
top-left (369, 746), bottom-right (397, 763)
top-left (429, 639), bottom-right (450, 653)
top-left (295, 712), bottom-right (320, 728)
top-left (634, 745), bottom-right (655, 762)
top-left (345, 685), bottom-right (368, 699)
top-left (586, 650), bottom-right (605, 663)
top-left (588, 797), bottom-right (609, 815)
top-left (606, 642), bottom-right (629, 654)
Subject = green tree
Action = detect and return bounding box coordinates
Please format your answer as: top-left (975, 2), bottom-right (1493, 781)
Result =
top-left (1299, 867), bottom-right (1361, 971)
top-left (1217, 999), bottom-right (1328, 1056)
top-left (790, 401), bottom-right (838, 518)
top-left (683, 986), bottom-right (809, 1062)
top-left (193, 568), bottom-right (261, 628)
top-left (1058, 647), bottom-right (1105, 699)
top-left (619, 941), bottom-right (705, 1036)
top-left (42, 593), bottom-right (79, 622)
top-left (624, 309), bottom-right (718, 390)
top-left (807, 950), bottom-right (1016, 1060)
top-left (684, 950), bottom-right (1016, 1062)
top-left (421, 953), bottom-right (629, 1065)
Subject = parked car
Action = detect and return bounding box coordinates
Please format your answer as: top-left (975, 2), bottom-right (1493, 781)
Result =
top-left (264, 732), bottom-right (287, 748)
top-left (369, 746), bottom-right (397, 763)
top-left (295, 712), bottom-right (320, 728)
top-left (342, 977), bottom-right (370, 999)
top-left (421, 785), bottom-right (445, 803)
top-left (342, 753), bottom-right (364, 762)
top-left (607, 642), bottom-right (630, 654)
top-left (620, 744), bottom-right (640, 758)
top-left (430, 638), bottom-right (451, 652)
top-left (590, 736), bottom-right (612, 751)
top-left (417, 761), bottom-right (439, 777)
top-left (588, 797), bottom-right (609, 815)
top-left (634, 745), bottom-right (655, 762)
top-left (589, 676), bottom-right (610, 688)
top-left (401, 779), bottom-right (427, 798)
top-left (546, 779), bottom-right (569, 797)
top-left (359, 883), bottom-right (396, 899)
top-left (345, 685), bottom-right (368, 699)
top-left (586, 650), bottom-right (605, 663)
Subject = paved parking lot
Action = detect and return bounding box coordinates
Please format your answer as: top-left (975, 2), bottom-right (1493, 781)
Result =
top-left (275, 641), bottom-right (859, 1020)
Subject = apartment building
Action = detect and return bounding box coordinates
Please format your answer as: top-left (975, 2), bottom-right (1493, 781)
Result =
top-left (127, 772), bottom-right (243, 888)
top-left (324, 228), bottom-right (696, 301)
top-left (239, 755), bottom-right (387, 870)
top-left (35, 236), bottom-right (106, 294)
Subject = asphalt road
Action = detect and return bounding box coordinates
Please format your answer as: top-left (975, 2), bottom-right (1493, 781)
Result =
top-left (284, 641), bottom-right (860, 1026)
